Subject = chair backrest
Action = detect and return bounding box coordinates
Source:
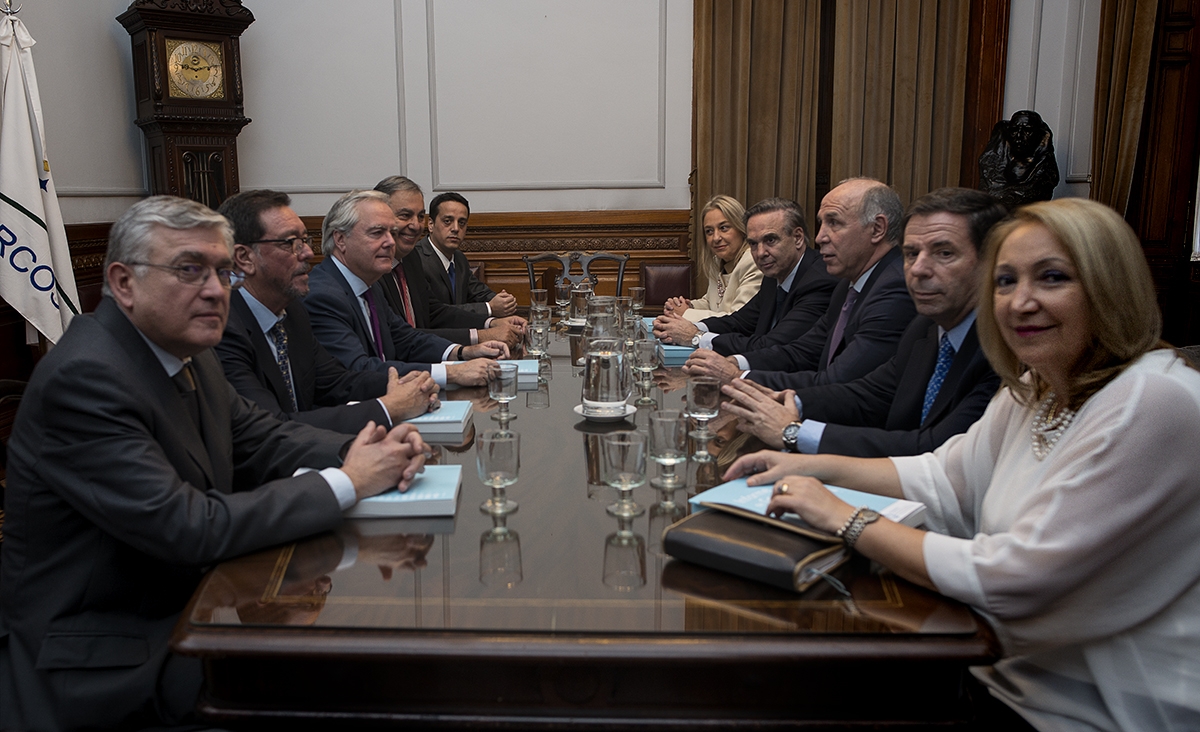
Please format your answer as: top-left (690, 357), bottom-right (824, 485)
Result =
top-left (523, 251), bottom-right (630, 295)
top-left (639, 260), bottom-right (694, 309)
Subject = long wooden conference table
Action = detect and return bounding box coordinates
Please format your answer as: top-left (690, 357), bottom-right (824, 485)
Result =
top-left (173, 333), bottom-right (1000, 729)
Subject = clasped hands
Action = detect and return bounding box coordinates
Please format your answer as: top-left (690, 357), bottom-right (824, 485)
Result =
top-left (719, 379), bottom-right (800, 449)
top-left (342, 421), bottom-right (430, 501)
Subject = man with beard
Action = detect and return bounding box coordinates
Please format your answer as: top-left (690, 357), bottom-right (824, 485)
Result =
top-left (216, 190), bottom-right (439, 433)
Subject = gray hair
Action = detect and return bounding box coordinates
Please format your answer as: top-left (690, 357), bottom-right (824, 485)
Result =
top-left (743, 197), bottom-right (809, 241)
top-left (373, 175), bottom-right (424, 197)
top-left (103, 195), bottom-right (233, 297)
top-left (321, 190), bottom-right (392, 256)
top-left (835, 177), bottom-right (904, 243)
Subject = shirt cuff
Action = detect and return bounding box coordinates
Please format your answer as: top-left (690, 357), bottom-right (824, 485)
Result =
top-left (373, 398), bottom-right (393, 427)
top-left (469, 328), bottom-right (479, 345)
top-left (321, 467), bottom-right (357, 511)
top-left (796, 420), bottom-right (825, 453)
top-left (441, 344), bottom-right (457, 361)
top-left (699, 332), bottom-right (719, 350)
top-left (486, 300), bottom-right (494, 316)
top-left (430, 363), bottom-right (448, 386)
top-left (695, 321), bottom-right (710, 333)
top-left (733, 355), bottom-right (750, 371)
top-left (484, 317), bottom-right (495, 328)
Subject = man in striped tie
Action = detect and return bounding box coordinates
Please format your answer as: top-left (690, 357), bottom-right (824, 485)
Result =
top-left (722, 188), bottom-right (1007, 458)
top-left (215, 190), bottom-right (439, 433)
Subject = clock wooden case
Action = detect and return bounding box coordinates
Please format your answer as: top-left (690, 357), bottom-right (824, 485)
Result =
top-left (117, 0), bottom-right (256, 209)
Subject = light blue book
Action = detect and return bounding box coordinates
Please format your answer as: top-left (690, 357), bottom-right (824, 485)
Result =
top-left (690, 477), bottom-right (925, 528)
top-left (508, 359), bottom-right (539, 386)
top-left (344, 465), bottom-right (462, 518)
top-left (403, 400), bottom-right (472, 435)
top-left (657, 344), bottom-right (695, 367)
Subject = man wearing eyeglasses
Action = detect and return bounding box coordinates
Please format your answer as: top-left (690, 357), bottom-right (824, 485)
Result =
top-left (0, 196), bottom-right (430, 731)
top-left (305, 190), bottom-right (509, 387)
top-left (215, 189), bottom-right (440, 433)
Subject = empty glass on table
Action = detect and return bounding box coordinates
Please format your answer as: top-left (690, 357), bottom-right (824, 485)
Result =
top-left (686, 376), bottom-right (720, 463)
top-left (477, 429), bottom-right (520, 515)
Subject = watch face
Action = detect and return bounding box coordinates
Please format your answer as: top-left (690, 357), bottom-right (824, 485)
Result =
top-left (166, 39), bottom-right (225, 100)
top-left (782, 422), bottom-right (801, 446)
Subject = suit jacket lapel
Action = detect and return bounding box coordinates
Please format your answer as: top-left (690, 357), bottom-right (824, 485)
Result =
top-left (191, 350), bottom-right (233, 491)
top-left (841, 246), bottom-right (901, 343)
top-left (755, 278), bottom-right (779, 336)
top-left (231, 292), bottom-right (294, 411)
top-left (894, 321), bottom-right (938, 425)
top-left (322, 258), bottom-right (376, 355)
top-left (94, 299), bottom-right (218, 490)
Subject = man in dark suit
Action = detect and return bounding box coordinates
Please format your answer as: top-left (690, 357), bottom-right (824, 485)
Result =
top-left (215, 189), bottom-right (439, 433)
top-left (0, 196), bottom-right (428, 731)
top-left (684, 178), bottom-right (917, 389)
top-left (416, 191), bottom-right (518, 318)
top-left (372, 176), bottom-right (525, 349)
top-left (722, 188), bottom-right (1007, 457)
top-left (652, 197), bottom-right (837, 355)
top-left (305, 190), bottom-right (508, 387)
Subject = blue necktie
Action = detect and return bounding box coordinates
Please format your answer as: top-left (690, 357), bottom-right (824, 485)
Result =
top-left (447, 260), bottom-right (457, 301)
top-left (921, 334), bottom-right (955, 423)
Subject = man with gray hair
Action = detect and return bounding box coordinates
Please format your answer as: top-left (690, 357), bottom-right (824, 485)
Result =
top-left (305, 189), bottom-right (507, 387)
top-left (0, 195), bottom-right (429, 730)
top-left (684, 178), bottom-right (916, 389)
top-left (372, 176), bottom-right (525, 349)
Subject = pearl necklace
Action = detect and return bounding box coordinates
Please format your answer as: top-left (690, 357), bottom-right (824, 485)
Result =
top-left (1031, 393), bottom-right (1076, 460)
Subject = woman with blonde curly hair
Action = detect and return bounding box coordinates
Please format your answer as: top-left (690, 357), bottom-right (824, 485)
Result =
top-left (727, 198), bottom-right (1200, 731)
top-left (663, 195), bottom-right (763, 322)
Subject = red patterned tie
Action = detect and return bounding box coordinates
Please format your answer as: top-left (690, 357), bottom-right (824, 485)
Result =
top-left (394, 266), bottom-right (416, 327)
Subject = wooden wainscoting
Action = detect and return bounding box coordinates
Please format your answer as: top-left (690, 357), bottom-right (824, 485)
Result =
top-left (304, 209), bottom-right (694, 302)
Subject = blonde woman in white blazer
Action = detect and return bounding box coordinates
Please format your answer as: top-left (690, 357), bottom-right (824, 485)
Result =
top-left (664, 195), bottom-right (763, 323)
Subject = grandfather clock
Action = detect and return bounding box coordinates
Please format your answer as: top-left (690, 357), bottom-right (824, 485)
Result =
top-left (117, 0), bottom-right (255, 209)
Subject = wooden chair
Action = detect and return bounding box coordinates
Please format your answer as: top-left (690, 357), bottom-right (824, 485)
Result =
top-left (522, 252), bottom-right (629, 296)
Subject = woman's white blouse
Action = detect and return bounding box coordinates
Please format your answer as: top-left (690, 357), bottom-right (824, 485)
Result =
top-left (891, 349), bottom-right (1200, 731)
top-left (683, 248), bottom-right (762, 322)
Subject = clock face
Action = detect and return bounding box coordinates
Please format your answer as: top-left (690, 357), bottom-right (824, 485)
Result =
top-left (166, 39), bottom-right (225, 100)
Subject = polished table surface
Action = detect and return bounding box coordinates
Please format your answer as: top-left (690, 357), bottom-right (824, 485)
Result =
top-left (174, 332), bottom-right (1000, 729)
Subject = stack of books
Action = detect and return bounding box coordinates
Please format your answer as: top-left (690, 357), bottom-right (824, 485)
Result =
top-left (641, 316), bottom-right (696, 366)
top-left (403, 400), bottom-right (473, 444)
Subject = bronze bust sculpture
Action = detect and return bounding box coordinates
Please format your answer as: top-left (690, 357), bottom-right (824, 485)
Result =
top-left (979, 110), bottom-right (1059, 208)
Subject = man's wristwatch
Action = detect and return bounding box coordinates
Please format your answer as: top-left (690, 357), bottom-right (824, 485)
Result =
top-left (690, 332), bottom-right (702, 347)
top-left (837, 507), bottom-right (882, 551)
top-left (781, 421), bottom-right (804, 452)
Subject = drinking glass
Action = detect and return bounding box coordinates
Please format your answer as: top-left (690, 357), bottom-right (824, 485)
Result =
top-left (632, 338), bottom-right (659, 406)
top-left (686, 376), bottom-right (720, 462)
top-left (648, 409), bottom-right (688, 490)
top-left (480, 515), bottom-right (522, 588)
top-left (487, 362), bottom-right (519, 423)
top-left (477, 429), bottom-right (519, 515)
top-left (629, 287), bottom-right (646, 318)
top-left (525, 382), bottom-right (550, 410)
top-left (555, 280), bottom-right (572, 319)
top-left (529, 288), bottom-right (548, 309)
top-left (602, 431), bottom-right (646, 518)
top-left (526, 322), bottom-right (550, 357)
top-left (569, 286), bottom-right (591, 323)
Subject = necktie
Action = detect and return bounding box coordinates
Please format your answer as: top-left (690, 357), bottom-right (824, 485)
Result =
top-left (361, 289), bottom-right (385, 359)
top-left (447, 260), bottom-right (457, 301)
top-left (826, 287), bottom-right (859, 368)
top-left (172, 361), bottom-right (200, 430)
top-left (268, 322), bottom-right (299, 412)
top-left (921, 334), bottom-right (956, 423)
top-left (771, 285), bottom-right (788, 329)
top-left (394, 266), bottom-right (416, 327)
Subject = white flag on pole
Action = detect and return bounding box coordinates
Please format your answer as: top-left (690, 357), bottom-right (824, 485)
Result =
top-left (0, 13), bottom-right (79, 344)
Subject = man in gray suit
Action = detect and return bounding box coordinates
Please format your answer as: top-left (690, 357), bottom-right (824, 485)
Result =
top-left (0, 196), bottom-right (428, 731)
top-left (416, 191), bottom-right (518, 317)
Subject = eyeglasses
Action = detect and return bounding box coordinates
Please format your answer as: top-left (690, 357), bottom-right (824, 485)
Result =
top-left (128, 261), bottom-right (236, 288)
top-left (248, 235), bottom-right (313, 256)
